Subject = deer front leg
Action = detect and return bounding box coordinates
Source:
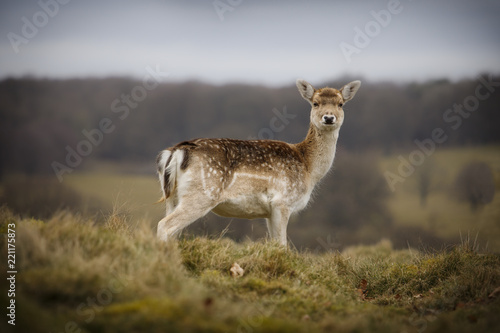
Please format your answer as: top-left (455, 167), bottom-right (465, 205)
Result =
top-left (267, 204), bottom-right (291, 246)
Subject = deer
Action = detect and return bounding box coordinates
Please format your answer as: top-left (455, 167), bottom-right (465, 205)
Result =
top-left (156, 79), bottom-right (361, 245)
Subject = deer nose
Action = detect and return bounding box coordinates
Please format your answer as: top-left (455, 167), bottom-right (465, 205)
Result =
top-left (323, 115), bottom-right (336, 124)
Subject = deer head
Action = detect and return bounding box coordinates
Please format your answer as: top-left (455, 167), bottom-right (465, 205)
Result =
top-left (296, 79), bottom-right (361, 131)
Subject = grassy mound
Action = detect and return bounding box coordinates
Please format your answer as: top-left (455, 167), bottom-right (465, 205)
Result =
top-left (1, 207), bottom-right (499, 333)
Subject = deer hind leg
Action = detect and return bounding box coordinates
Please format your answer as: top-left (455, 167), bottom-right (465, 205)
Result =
top-left (266, 204), bottom-right (291, 246)
top-left (157, 194), bottom-right (216, 242)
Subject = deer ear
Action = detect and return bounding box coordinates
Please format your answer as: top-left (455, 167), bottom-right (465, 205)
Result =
top-left (341, 80), bottom-right (361, 103)
top-left (296, 79), bottom-right (315, 102)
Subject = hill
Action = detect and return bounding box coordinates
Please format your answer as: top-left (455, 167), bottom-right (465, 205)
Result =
top-left (1, 207), bottom-right (499, 332)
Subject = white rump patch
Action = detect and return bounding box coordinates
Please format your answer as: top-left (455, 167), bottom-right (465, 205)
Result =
top-left (166, 149), bottom-right (185, 192)
top-left (157, 150), bottom-right (172, 196)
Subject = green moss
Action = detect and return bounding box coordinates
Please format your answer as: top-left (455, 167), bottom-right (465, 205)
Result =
top-left (239, 277), bottom-right (288, 296)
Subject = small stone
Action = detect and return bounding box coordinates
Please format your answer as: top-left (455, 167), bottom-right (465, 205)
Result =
top-left (230, 263), bottom-right (244, 278)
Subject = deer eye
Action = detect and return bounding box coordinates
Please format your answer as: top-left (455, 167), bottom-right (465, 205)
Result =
top-left (313, 102), bottom-right (319, 107)
top-left (339, 103), bottom-right (343, 108)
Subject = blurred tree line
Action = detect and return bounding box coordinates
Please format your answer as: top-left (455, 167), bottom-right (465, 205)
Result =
top-left (1, 75), bottom-right (499, 177)
top-left (0, 75), bottom-right (498, 249)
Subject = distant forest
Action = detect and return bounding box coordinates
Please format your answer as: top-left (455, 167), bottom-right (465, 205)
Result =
top-left (1, 75), bottom-right (499, 177)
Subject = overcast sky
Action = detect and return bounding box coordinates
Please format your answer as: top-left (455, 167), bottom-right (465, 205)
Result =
top-left (1, 0), bottom-right (499, 86)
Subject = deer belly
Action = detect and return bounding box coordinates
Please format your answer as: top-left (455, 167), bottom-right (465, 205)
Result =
top-left (211, 194), bottom-right (271, 219)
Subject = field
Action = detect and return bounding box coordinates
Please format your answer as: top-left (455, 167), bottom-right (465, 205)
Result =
top-left (63, 145), bottom-right (500, 251)
top-left (1, 207), bottom-right (499, 333)
top-left (379, 145), bottom-right (500, 251)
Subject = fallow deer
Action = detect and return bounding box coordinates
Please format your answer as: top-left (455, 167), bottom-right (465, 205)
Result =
top-left (156, 79), bottom-right (361, 245)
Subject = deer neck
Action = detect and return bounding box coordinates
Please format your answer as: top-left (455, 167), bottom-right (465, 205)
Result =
top-left (296, 124), bottom-right (339, 185)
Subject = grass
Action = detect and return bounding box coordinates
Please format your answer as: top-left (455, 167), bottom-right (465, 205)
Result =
top-left (1, 207), bottom-right (499, 333)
